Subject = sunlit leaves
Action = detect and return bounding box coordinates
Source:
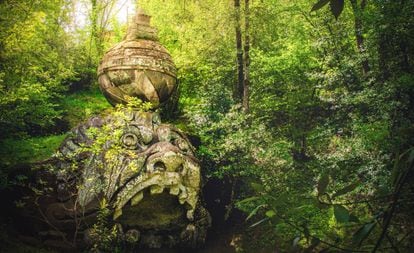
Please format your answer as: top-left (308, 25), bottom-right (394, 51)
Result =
top-left (265, 210), bottom-right (276, 218)
top-left (0, 0), bottom-right (77, 136)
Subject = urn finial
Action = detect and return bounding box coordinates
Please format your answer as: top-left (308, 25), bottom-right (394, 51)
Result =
top-left (125, 7), bottom-right (158, 41)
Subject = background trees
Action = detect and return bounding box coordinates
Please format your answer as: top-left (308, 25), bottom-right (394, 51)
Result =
top-left (0, 0), bottom-right (413, 251)
top-left (0, 0), bottom-right (76, 136)
top-left (139, 0), bottom-right (413, 250)
top-left (0, 0), bottom-right (129, 138)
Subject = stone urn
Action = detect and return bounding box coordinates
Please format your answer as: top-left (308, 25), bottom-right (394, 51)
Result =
top-left (98, 8), bottom-right (177, 108)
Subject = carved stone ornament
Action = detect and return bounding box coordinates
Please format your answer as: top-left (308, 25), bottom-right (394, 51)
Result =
top-left (98, 8), bottom-right (177, 108)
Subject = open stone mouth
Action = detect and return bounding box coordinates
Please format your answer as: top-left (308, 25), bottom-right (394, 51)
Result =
top-left (56, 111), bottom-right (202, 231)
top-left (75, 130), bottom-right (201, 226)
top-left (112, 148), bottom-right (200, 223)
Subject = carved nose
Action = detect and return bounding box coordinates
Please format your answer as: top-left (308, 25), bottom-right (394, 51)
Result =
top-left (153, 161), bottom-right (167, 171)
top-left (148, 151), bottom-right (185, 173)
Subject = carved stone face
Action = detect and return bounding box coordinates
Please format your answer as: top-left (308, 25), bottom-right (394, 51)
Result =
top-left (15, 110), bottom-right (209, 249)
top-left (58, 110), bottom-right (201, 226)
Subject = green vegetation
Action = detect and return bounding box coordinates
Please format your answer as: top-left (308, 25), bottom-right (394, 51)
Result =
top-left (0, 0), bottom-right (413, 252)
top-left (60, 88), bottom-right (111, 129)
top-left (0, 88), bottom-right (110, 168)
top-left (0, 134), bottom-right (66, 167)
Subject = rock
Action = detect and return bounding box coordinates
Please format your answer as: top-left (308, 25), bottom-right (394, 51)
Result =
top-left (125, 229), bottom-right (140, 244)
top-left (140, 234), bottom-right (163, 249)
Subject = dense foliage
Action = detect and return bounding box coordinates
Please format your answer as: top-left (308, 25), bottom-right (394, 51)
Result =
top-left (0, 0), bottom-right (413, 252)
top-left (140, 0), bottom-right (414, 251)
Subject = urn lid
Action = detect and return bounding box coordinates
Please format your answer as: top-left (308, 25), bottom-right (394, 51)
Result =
top-left (125, 8), bottom-right (158, 41)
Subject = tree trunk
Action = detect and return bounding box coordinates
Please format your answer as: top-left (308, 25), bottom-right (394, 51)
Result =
top-left (399, 40), bottom-right (411, 72)
top-left (234, 0), bottom-right (244, 103)
top-left (378, 28), bottom-right (390, 80)
top-left (242, 0), bottom-right (250, 112)
top-left (90, 0), bottom-right (103, 57)
top-left (350, 0), bottom-right (370, 76)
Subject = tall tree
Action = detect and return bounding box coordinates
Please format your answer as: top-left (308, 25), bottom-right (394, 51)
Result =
top-left (90, 0), bottom-right (103, 56)
top-left (350, 0), bottom-right (370, 76)
top-left (89, 0), bottom-right (117, 59)
top-left (242, 0), bottom-right (250, 111)
top-left (234, 0), bottom-right (244, 104)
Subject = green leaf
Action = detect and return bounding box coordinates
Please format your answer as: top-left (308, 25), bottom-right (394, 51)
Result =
top-left (317, 173), bottom-right (330, 196)
top-left (311, 0), bottom-right (330, 12)
top-left (237, 196), bottom-right (260, 205)
top-left (333, 205), bottom-right (349, 223)
top-left (251, 182), bottom-right (265, 192)
top-left (246, 204), bottom-right (265, 221)
top-left (408, 147), bottom-right (414, 164)
top-left (352, 222), bottom-right (376, 246)
top-left (249, 217), bottom-right (269, 228)
top-left (349, 214), bottom-right (360, 223)
top-left (265, 210), bottom-right (276, 218)
top-left (330, 0), bottom-right (344, 19)
top-left (332, 182), bottom-right (359, 198)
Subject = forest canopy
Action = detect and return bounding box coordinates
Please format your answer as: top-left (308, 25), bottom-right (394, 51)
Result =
top-left (0, 0), bottom-right (413, 252)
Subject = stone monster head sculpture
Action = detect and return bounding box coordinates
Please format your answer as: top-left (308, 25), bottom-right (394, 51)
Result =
top-left (67, 111), bottom-right (200, 222)
top-left (49, 108), bottom-right (209, 248)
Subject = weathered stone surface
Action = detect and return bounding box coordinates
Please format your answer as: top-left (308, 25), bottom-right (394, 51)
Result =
top-left (98, 8), bottom-right (177, 108)
top-left (16, 110), bottom-right (210, 249)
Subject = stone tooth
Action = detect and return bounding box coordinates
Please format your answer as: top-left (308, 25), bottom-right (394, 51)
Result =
top-left (169, 185), bottom-right (180, 196)
top-left (186, 210), bottom-right (194, 221)
top-left (150, 185), bottom-right (164, 195)
top-left (113, 208), bottom-right (122, 220)
top-left (131, 191), bottom-right (144, 206)
top-left (178, 189), bottom-right (188, 204)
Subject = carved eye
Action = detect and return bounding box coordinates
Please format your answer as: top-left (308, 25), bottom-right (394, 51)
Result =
top-left (121, 132), bottom-right (140, 149)
top-left (153, 161), bottom-right (166, 171)
top-left (121, 125), bottom-right (153, 150)
top-left (175, 138), bottom-right (190, 153)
